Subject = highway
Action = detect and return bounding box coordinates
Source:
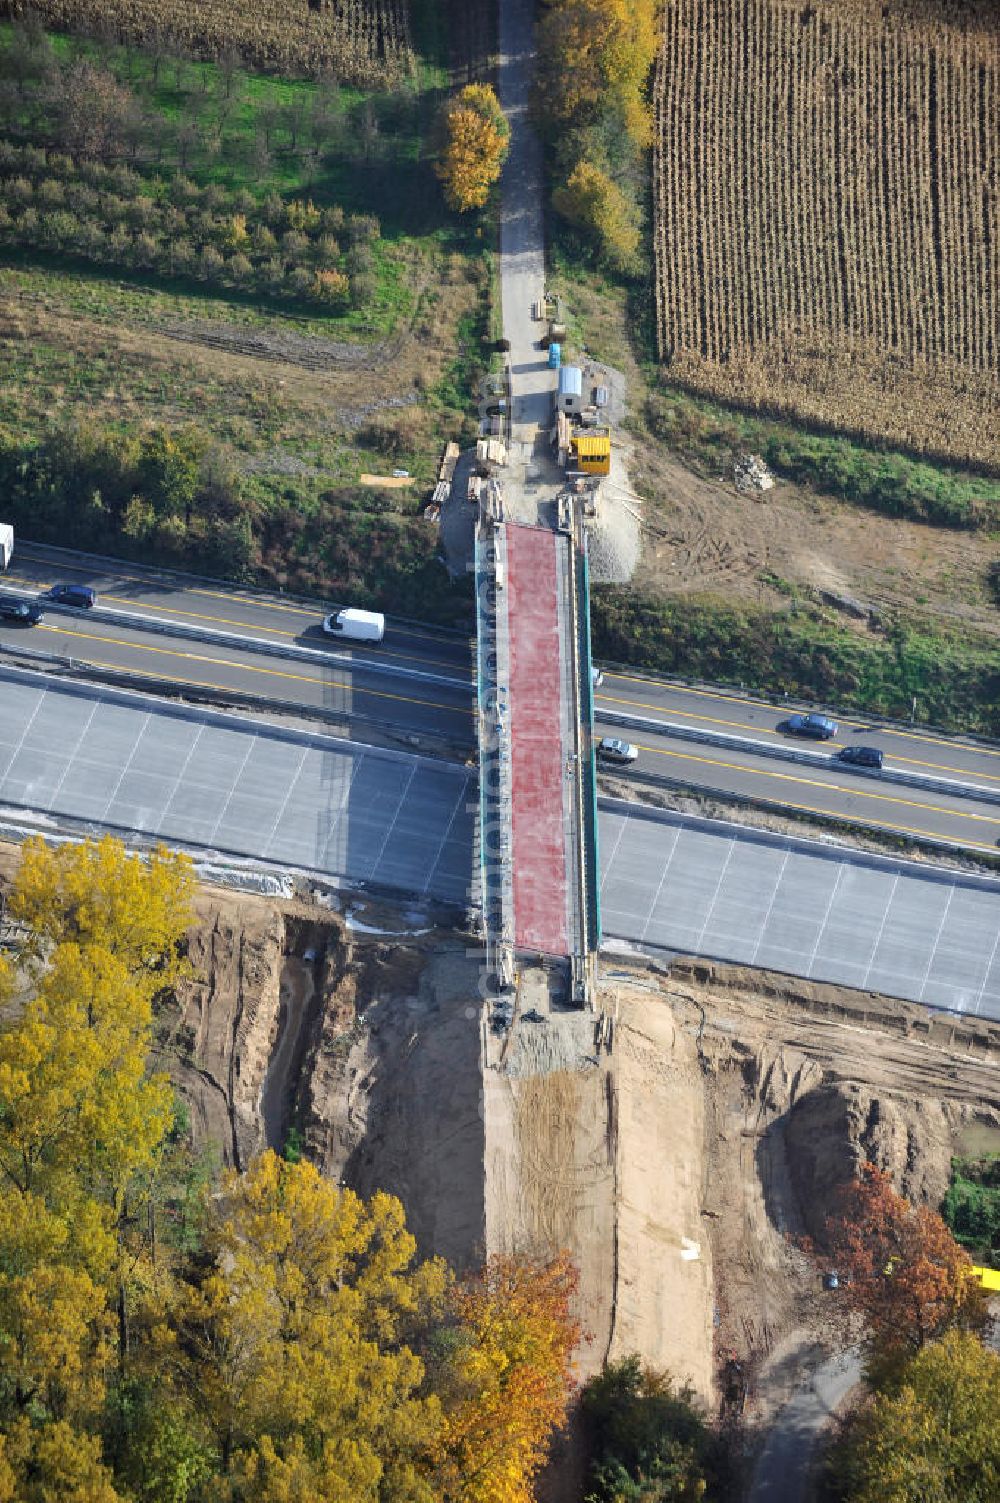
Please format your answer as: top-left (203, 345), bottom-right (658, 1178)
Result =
top-left (593, 671), bottom-right (1000, 854)
top-left (0, 546), bottom-right (476, 748)
top-left (3, 545), bottom-right (1000, 851)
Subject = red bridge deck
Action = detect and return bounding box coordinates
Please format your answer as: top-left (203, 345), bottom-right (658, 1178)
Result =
top-left (505, 523), bottom-right (570, 956)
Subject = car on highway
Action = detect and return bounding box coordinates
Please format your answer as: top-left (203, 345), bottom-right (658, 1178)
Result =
top-left (0, 597), bottom-right (43, 625)
top-left (782, 712), bottom-right (838, 740)
top-left (47, 583), bottom-right (97, 609)
top-left (597, 736), bottom-right (638, 765)
top-left (836, 745), bottom-right (884, 770)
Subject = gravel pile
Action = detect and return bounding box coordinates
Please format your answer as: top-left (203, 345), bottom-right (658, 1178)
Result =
top-left (588, 490), bottom-right (641, 583)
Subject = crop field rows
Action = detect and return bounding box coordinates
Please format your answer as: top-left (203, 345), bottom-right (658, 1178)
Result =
top-left (0, 0), bottom-right (413, 82)
top-left (653, 0), bottom-right (999, 468)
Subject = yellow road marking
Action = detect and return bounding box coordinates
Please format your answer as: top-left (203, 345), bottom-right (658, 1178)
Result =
top-left (9, 565), bottom-right (468, 654)
top-left (601, 670), bottom-right (1000, 761)
top-left (37, 625), bottom-right (474, 719)
top-left (636, 741), bottom-right (1000, 827)
top-left (596, 691), bottom-right (1000, 785)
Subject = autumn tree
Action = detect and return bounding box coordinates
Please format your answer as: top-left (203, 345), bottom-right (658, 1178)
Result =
top-left (0, 837), bottom-right (194, 1495)
top-left (157, 1151), bottom-right (448, 1500)
top-left (816, 1163), bottom-right (988, 1378)
top-left (830, 1331), bottom-right (1000, 1503)
top-left (46, 59), bottom-right (133, 160)
top-left (9, 833), bottom-right (194, 984)
top-left (436, 84), bottom-right (510, 213)
top-left (433, 1252), bottom-right (579, 1502)
top-left (552, 159), bottom-right (640, 270)
top-left (537, 0), bottom-right (660, 148)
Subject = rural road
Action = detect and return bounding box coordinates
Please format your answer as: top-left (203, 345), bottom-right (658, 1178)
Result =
top-left (747, 1348), bottom-right (863, 1503)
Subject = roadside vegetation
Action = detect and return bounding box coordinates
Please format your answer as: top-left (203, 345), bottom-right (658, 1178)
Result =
top-left (592, 586), bottom-right (1000, 737)
top-left (643, 389), bottom-right (1000, 532)
top-left (0, 835), bottom-right (580, 1502)
top-left (942, 1155), bottom-right (1000, 1269)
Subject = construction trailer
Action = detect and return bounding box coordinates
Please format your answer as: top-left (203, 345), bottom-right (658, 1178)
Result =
top-left (557, 365), bottom-right (584, 416)
top-left (569, 430), bottom-right (611, 477)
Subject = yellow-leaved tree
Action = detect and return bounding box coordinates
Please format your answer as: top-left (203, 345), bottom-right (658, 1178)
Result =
top-left (552, 159), bottom-right (641, 270)
top-left (163, 1151), bottom-right (449, 1501)
top-left (436, 84), bottom-right (510, 213)
top-left (0, 837), bottom-right (193, 1497)
top-left (537, 0), bottom-right (660, 147)
top-left (434, 1253), bottom-right (579, 1503)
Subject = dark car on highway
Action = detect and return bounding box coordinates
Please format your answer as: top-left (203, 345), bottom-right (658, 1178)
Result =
top-left (782, 712), bottom-right (838, 740)
top-left (0, 598), bottom-right (43, 625)
top-left (837, 745), bottom-right (884, 769)
top-left (48, 583), bottom-right (97, 608)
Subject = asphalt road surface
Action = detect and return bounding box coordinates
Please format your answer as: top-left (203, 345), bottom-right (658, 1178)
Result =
top-left (0, 547), bottom-right (475, 747)
top-left (595, 671), bottom-right (1000, 853)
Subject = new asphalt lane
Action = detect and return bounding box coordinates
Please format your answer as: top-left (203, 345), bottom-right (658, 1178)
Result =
top-left (4, 662), bottom-right (1000, 1019)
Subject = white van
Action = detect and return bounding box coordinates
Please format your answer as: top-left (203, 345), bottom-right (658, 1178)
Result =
top-left (321, 607), bottom-right (385, 643)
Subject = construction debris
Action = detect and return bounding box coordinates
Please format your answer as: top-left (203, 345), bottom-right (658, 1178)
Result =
top-left (733, 452), bottom-right (775, 493)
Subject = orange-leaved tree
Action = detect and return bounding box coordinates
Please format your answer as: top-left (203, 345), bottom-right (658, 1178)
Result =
top-left (817, 1163), bottom-right (987, 1375)
top-left (435, 84), bottom-right (510, 213)
top-left (433, 1252), bottom-right (579, 1503)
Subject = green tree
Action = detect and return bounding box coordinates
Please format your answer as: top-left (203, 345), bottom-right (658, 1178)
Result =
top-left (137, 428), bottom-right (206, 520)
top-left (581, 1356), bottom-right (720, 1502)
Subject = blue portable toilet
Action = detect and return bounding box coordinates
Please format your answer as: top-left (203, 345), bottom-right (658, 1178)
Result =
top-left (547, 342), bottom-right (561, 370)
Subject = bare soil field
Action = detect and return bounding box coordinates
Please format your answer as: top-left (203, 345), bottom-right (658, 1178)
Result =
top-left (145, 873), bottom-right (1000, 1418)
top-left (636, 443), bottom-right (1000, 638)
top-left (653, 0), bottom-right (1000, 468)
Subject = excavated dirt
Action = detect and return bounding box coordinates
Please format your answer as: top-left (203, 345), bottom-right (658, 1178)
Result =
top-left (159, 881), bottom-right (487, 1270)
top-left (626, 954), bottom-right (1000, 1425)
top-left (6, 840), bottom-right (1000, 1458)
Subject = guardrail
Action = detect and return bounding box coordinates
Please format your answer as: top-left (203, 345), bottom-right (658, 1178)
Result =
top-left (574, 530), bottom-right (601, 952)
top-left (11, 539), bottom-right (471, 638)
top-left (595, 708), bottom-right (1000, 809)
top-left (2, 592), bottom-right (468, 693)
